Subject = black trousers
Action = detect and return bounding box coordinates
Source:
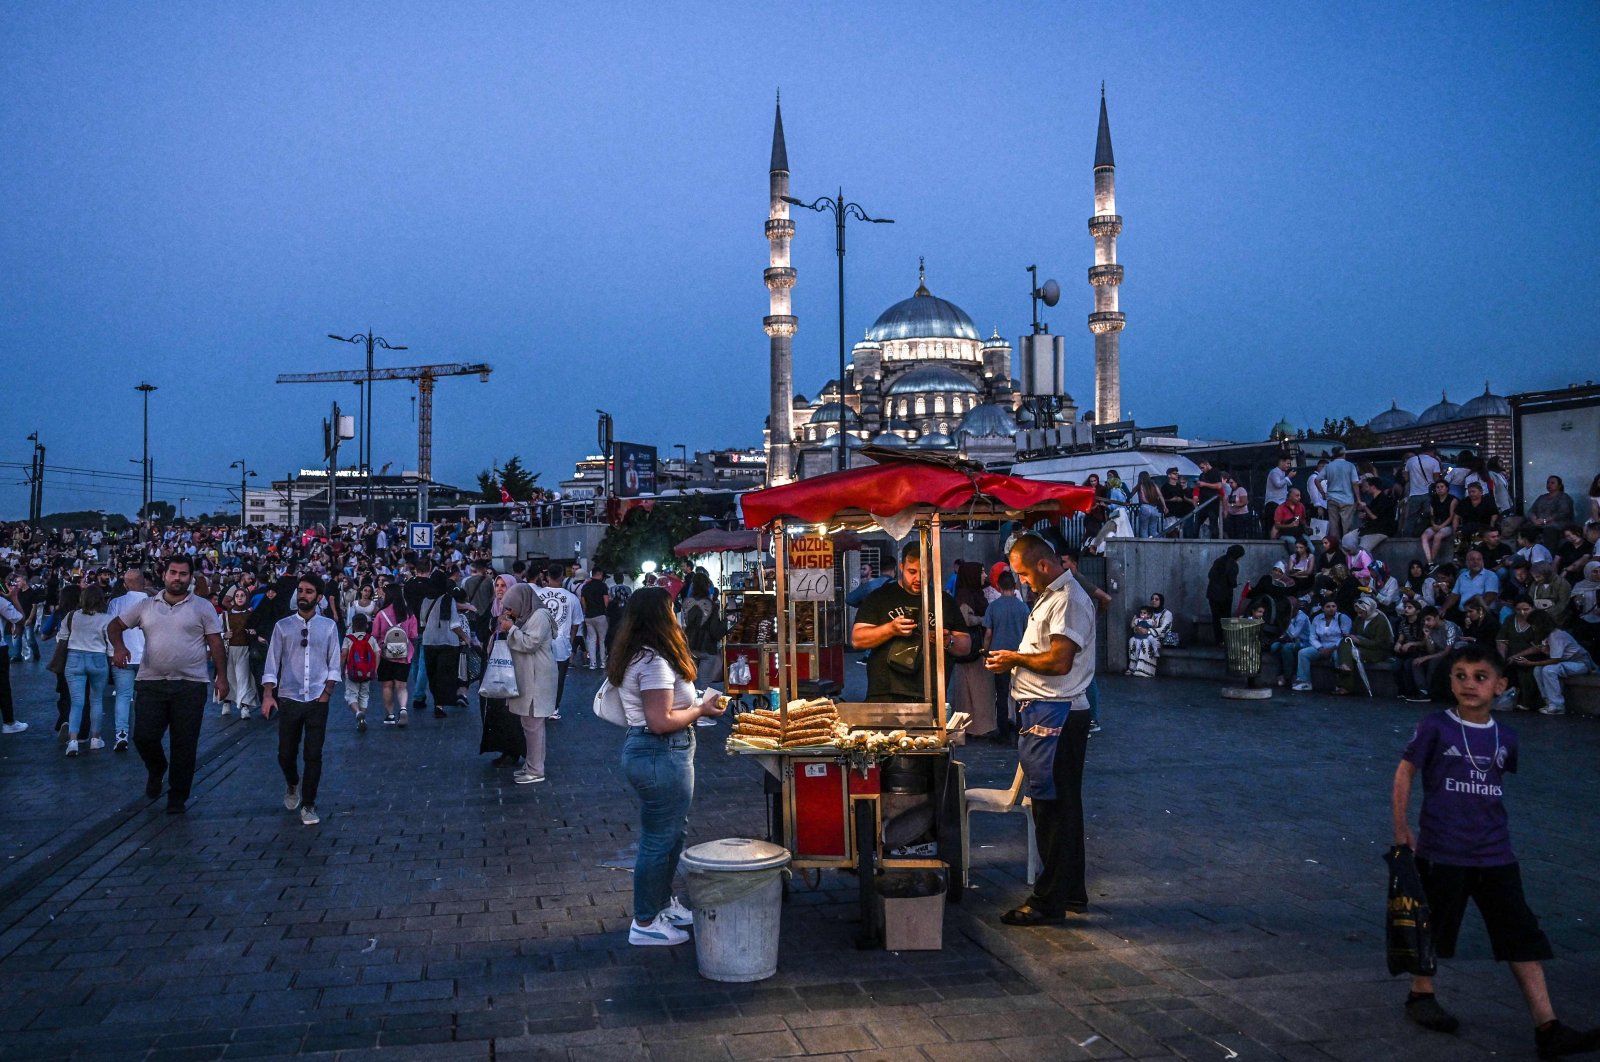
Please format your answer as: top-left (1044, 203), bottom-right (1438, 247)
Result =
top-left (0, 651), bottom-right (13, 725)
top-left (991, 672), bottom-right (1013, 739)
top-left (276, 698), bottom-right (329, 807)
top-left (424, 645), bottom-right (460, 709)
top-left (1028, 709), bottom-right (1092, 913)
top-left (555, 659), bottom-right (569, 708)
top-left (134, 680), bottom-right (207, 804)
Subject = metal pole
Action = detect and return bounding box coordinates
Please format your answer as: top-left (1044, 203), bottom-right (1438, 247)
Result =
top-left (836, 192), bottom-right (847, 472)
top-left (365, 333), bottom-right (375, 522)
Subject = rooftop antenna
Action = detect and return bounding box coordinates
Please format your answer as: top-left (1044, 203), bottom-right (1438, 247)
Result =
top-left (1027, 264), bottom-right (1060, 335)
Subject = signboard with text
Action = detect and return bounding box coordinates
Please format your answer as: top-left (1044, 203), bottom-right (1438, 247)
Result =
top-left (613, 442), bottom-right (658, 498)
top-left (787, 535), bottom-right (835, 602)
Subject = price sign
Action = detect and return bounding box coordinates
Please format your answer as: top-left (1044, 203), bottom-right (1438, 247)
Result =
top-left (787, 535), bottom-right (835, 602)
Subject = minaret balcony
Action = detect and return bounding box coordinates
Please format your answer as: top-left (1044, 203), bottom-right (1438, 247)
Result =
top-left (1088, 264), bottom-right (1124, 287)
top-left (766, 219), bottom-right (795, 239)
top-left (764, 266), bottom-right (797, 290)
top-left (1088, 214), bottom-right (1122, 237)
top-left (764, 314), bottom-right (798, 337)
top-left (1087, 311), bottom-right (1126, 335)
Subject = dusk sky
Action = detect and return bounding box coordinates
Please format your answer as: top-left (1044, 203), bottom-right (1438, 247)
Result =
top-left (3, 3), bottom-right (1596, 518)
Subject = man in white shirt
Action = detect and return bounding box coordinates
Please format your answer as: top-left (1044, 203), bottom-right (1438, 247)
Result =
top-left (261, 574), bottom-right (342, 826)
top-left (537, 563), bottom-right (584, 712)
top-left (1402, 443), bottom-right (1443, 536)
top-left (984, 535), bottom-right (1098, 926)
top-left (1263, 455), bottom-right (1294, 538)
top-left (1529, 628), bottom-right (1596, 716)
top-left (105, 568), bottom-right (150, 752)
top-left (1323, 447), bottom-right (1361, 545)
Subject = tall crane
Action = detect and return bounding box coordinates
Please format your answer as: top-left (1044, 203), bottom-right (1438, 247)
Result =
top-left (276, 362), bottom-right (492, 481)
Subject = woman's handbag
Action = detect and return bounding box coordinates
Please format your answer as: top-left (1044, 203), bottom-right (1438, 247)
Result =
top-left (45, 613), bottom-right (72, 675)
top-left (592, 678), bottom-right (628, 727)
top-left (478, 636), bottom-right (519, 700)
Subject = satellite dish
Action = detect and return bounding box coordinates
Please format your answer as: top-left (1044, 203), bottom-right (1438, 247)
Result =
top-left (1039, 279), bottom-right (1060, 307)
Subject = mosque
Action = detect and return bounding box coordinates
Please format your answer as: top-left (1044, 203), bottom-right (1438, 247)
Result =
top-left (763, 91), bottom-right (1122, 482)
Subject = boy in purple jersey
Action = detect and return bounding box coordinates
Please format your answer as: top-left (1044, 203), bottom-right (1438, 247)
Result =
top-left (1391, 645), bottom-right (1600, 1059)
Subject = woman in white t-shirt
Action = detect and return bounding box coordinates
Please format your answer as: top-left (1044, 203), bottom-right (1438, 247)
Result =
top-left (610, 586), bottom-right (726, 947)
top-left (59, 585), bottom-right (114, 756)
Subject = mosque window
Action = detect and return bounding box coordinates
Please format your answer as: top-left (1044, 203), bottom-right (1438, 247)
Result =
top-left (940, 421), bottom-right (949, 434)
top-left (915, 396), bottom-right (926, 416)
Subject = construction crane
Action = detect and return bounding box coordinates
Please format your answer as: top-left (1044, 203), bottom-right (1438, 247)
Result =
top-left (275, 362), bottom-right (492, 481)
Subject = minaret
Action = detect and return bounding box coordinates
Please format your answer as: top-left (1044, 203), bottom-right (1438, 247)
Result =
top-left (1087, 84), bottom-right (1124, 424)
top-left (764, 94), bottom-right (798, 484)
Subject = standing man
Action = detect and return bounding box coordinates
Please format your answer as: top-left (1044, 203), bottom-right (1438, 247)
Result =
top-left (0, 566), bottom-right (27, 735)
top-left (980, 570), bottom-right (1029, 741)
top-left (1263, 454), bottom-right (1294, 538)
top-left (984, 534), bottom-right (1098, 926)
top-left (260, 574), bottom-right (341, 826)
top-left (1194, 459), bottom-right (1227, 540)
top-left (105, 567), bottom-right (150, 752)
top-left (108, 555), bottom-right (227, 814)
top-left (580, 567), bottom-right (610, 670)
top-left (1323, 446), bottom-right (1360, 545)
top-left (1402, 442), bottom-right (1443, 536)
top-left (536, 563), bottom-right (583, 710)
top-left (851, 541), bottom-right (970, 704)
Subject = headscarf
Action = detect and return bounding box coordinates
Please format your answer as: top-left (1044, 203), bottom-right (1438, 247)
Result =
top-left (491, 573), bottom-right (516, 618)
top-left (501, 582), bottom-right (538, 624)
top-left (1354, 595), bottom-right (1379, 618)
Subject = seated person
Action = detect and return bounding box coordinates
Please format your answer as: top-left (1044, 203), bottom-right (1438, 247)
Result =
top-left (1476, 526), bottom-right (1515, 575)
top-left (1528, 562), bottom-right (1570, 622)
top-left (1392, 600), bottom-right (1428, 698)
top-left (1421, 481), bottom-right (1458, 566)
top-left (1403, 606), bottom-right (1464, 703)
top-left (1292, 598), bottom-right (1350, 692)
top-left (1572, 560), bottom-right (1600, 655)
top-left (1271, 488), bottom-right (1310, 546)
top-left (1271, 599), bottom-right (1314, 687)
top-left (1514, 526), bottom-right (1553, 569)
top-left (1444, 548), bottom-right (1500, 615)
top-left (1125, 607), bottom-right (1161, 678)
top-left (1454, 481), bottom-right (1499, 547)
top-left (1334, 595), bottom-right (1393, 696)
top-left (1459, 595), bottom-right (1500, 647)
top-left (1497, 558), bottom-right (1535, 617)
top-left (1370, 560), bottom-right (1402, 612)
top-left (1556, 523), bottom-right (1599, 583)
top-left (1523, 626), bottom-right (1597, 717)
top-left (1497, 600), bottom-right (1555, 711)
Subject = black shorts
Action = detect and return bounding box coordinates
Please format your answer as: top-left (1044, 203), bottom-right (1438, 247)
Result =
top-left (1418, 859), bottom-right (1553, 963)
top-left (376, 658), bottom-right (410, 683)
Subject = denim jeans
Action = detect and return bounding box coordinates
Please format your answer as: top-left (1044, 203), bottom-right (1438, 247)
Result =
top-left (408, 649), bottom-right (430, 703)
top-left (111, 662), bottom-right (137, 733)
top-left (1296, 646), bottom-right (1332, 685)
top-left (9, 624), bottom-right (41, 661)
top-left (66, 650), bottom-right (110, 735)
top-left (622, 726), bottom-right (695, 922)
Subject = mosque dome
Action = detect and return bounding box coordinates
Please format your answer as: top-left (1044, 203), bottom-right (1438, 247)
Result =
top-left (1417, 392), bottom-right (1464, 426)
top-left (1270, 417), bottom-right (1296, 440)
top-left (1368, 401), bottom-right (1418, 433)
top-left (866, 267), bottom-right (979, 342)
top-left (981, 329), bottom-right (1011, 349)
top-left (869, 432), bottom-right (911, 447)
top-left (808, 402), bottom-right (859, 425)
top-left (852, 331), bottom-right (882, 351)
top-left (886, 364), bottom-right (982, 396)
top-left (957, 403), bottom-right (1020, 438)
top-left (916, 432), bottom-right (957, 449)
top-left (819, 432), bottom-right (867, 449)
top-left (1459, 385), bottom-right (1511, 419)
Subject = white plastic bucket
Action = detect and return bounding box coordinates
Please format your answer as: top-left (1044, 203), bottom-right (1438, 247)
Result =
top-left (679, 837), bottom-right (791, 982)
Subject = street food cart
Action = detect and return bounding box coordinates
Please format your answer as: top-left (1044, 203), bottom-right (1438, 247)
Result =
top-left (728, 453), bottom-right (1093, 947)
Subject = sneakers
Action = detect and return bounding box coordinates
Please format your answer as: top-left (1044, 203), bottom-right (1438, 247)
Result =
top-left (218, 704), bottom-right (233, 718)
top-left (89, 736), bottom-right (106, 751)
top-left (113, 731), bottom-right (128, 752)
top-left (284, 784), bottom-right (301, 811)
top-left (356, 712), bottom-right (367, 733)
top-left (550, 711), bottom-right (562, 721)
top-left (1088, 721), bottom-right (1103, 734)
top-left (1404, 694), bottom-right (1432, 703)
top-left (65, 739), bottom-right (80, 757)
top-left (1536, 1020), bottom-right (1600, 1059)
top-left (239, 707), bottom-right (251, 720)
top-left (660, 896), bottom-right (694, 927)
top-left (1404, 993), bottom-right (1460, 1034)
top-left (1, 721), bottom-right (27, 735)
top-left (433, 705), bottom-right (446, 719)
top-left (1291, 682), bottom-right (1314, 692)
top-left (513, 768), bottom-right (545, 785)
top-left (398, 708), bottom-right (409, 728)
top-left (1539, 705), bottom-right (1567, 716)
top-left (383, 714), bottom-right (397, 727)
top-left (628, 912), bottom-right (689, 946)
top-left (300, 805), bottom-right (320, 826)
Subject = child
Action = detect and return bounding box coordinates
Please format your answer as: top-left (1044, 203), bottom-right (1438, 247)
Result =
top-left (1391, 645), bottom-right (1599, 1058)
top-left (1125, 606), bottom-right (1160, 678)
top-left (342, 613), bottom-right (378, 733)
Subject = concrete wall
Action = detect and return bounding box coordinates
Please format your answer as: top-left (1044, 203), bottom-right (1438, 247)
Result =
top-left (493, 523), bottom-right (609, 573)
top-left (1102, 537), bottom-right (1424, 670)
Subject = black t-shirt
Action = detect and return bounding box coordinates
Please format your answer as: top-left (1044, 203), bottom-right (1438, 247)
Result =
top-left (402, 576), bottom-right (428, 617)
top-left (580, 578), bottom-right (609, 619)
top-left (1458, 496), bottom-right (1499, 531)
top-left (1197, 469), bottom-right (1225, 505)
top-left (1479, 540), bottom-right (1514, 569)
top-left (853, 580), bottom-right (961, 703)
top-left (1160, 480), bottom-right (1194, 517)
top-left (1365, 491), bottom-right (1398, 536)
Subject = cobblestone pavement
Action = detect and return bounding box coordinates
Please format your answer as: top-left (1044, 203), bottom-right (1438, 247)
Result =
top-left (0, 657), bottom-right (1596, 1061)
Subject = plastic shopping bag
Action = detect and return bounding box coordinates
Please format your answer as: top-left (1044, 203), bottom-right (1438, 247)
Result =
top-left (1384, 845), bottom-right (1437, 976)
top-left (478, 637), bottom-right (519, 700)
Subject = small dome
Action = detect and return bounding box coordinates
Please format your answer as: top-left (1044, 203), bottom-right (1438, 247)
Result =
top-left (852, 330), bottom-right (881, 351)
top-left (917, 432), bottom-right (957, 449)
top-left (881, 417), bottom-right (917, 432)
top-left (819, 432), bottom-right (867, 449)
top-left (1270, 417), bottom-right (1296, 439)
top-left (982, 329), bottom-right (1011, 350)
top-left (807, 402), bottom-right (859, 425)
top-left (1368, 401), bottom-right (1418, 433)
top-left (957, 403), bottom-right (1019, 438)
top-left (792, 394), bottom-right (809, 407)
top-left (1459, 384), bottom-right (1511, 419)
top-left (886, 364), bottom-right (982, 396)
top-left (869, 433), bottom-right (911, 447)
top-left (1417, 391), bottom-right (1464, 426)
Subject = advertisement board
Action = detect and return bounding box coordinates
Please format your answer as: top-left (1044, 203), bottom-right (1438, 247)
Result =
top-left (614, 442), bottom-right (658, 498)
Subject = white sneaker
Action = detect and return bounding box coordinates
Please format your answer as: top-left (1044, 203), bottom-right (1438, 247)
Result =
top-left (1, 722), bottom-right (27, 735)
top-left (628, 912), bottom-right (689, 946)
top-left (284, 784), bottom-right (301, 811)
top-left (113, 731), bottom-right (128, 751)
top-left (89, 736), bottom-right (106, 751)
top-left (239, 707), bottom-right (251, 720)
top-left (513, 769), bottom-right (545, 785)
top-left (219, 704), bottom-right (232, 718)
top-left (1539, 705), bottom-right (1566, 716)
top-left (300, 805), bottom-right (320, 826)
top-left (660, 896), bottom-right (694, 927)
top-left (65, 739), bottom-right (80, 757)
top-left (1292, 682), bottom-right (1313, 692)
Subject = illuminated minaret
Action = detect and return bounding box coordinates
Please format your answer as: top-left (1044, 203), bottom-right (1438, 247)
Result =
top-left (1087, 84), bottom-right (1124, 424)
top-left (764, 95), bottom-right (797, 484)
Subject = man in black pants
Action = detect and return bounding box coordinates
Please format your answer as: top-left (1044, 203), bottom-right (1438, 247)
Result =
top-left (984, 534), bottom-right (1098, 925)
top-left (109, 555), bottom-right (227, 814)
top-left (261, 574), bottom-right (342, 826)
top-left (0, 567), bottom-right (28, 735)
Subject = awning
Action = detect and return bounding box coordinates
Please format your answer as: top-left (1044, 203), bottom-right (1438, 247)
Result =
top-left (673, 529), bottom-right (763, 557)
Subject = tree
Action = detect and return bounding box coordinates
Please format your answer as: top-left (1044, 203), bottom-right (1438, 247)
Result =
top-left (142, 499), bottom-right (176, 522)
top-left (475, 470), bottom-right (500, 503)
top-left (40, 510), bottom-right (130, 532)
top-left (1301, 416), bottom-right (1380, 450)
top-left (479, 456), bottom-right (540, 502)
top-left (594, 497), bottom-right (727, 577)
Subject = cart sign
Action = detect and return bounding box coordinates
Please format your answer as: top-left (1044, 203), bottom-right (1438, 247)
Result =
top-left (787, 535), bottom-right (835, 602)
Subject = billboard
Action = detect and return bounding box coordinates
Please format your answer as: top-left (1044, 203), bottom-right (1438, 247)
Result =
top-left (614, 442), bottom-right (658, 498)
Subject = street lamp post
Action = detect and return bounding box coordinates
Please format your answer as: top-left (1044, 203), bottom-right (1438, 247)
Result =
top-left (781, 191), bottom-right (893, 471)
top-left (135, 382), bottom-right (157, 522)
top-left (231, 460), bottom-right (256, 528)
top-left (328, 330), bottom-right (407, 522)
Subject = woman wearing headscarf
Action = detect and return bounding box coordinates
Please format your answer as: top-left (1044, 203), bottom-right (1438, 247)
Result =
top-left (499, 582), bottom-right (558, 784)
top-left (419, 570), bottom-right (469, 717)
top-left (1333, 595), bottom-right (1393, 696)
top-left (478, 574), bottom-right (525, 768)
top-left (1569, 560), bottom-right (1600, 657)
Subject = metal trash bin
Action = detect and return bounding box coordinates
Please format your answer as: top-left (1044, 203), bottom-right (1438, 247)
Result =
top-left (680, 838), bottom-right (791, 982)
top-left (1220, 617), bottom-right (1271, 699)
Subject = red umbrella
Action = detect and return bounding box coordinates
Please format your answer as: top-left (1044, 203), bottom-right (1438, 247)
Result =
top-left (741, 460), bottom-right (1094, 528)
top-left (673, 528), bottom-right (763, 557)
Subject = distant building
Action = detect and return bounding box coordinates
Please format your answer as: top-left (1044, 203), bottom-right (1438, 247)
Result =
top-left (256, 471), bottom-right (471, 526)
top-left (1362, 385), bottom-right (1513, 464)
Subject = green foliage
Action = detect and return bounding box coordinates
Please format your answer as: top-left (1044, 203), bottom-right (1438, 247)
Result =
top-left (1299, 416), bottom-right (1380, 449)
top-left (475, 470), bottom-right (499, 502)
top-left (39, 511), bottom-right (132, 532)
top-left (594, 497), bottom-right (722, 577)
top-left (142, 500), bottom-right (176, 522)
top-left (479, 456), bottom-right (540, 502)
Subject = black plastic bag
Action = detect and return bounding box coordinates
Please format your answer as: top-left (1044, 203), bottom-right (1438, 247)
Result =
top-left (1384, 845), bottom-right (1437, 976)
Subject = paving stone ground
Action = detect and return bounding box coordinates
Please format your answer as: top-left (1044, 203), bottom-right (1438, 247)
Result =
top-left (0, 656), bottom-right (1596, 1061)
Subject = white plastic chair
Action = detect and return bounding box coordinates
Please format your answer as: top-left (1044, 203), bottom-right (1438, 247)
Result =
top-left (962, 763), bottom-right (1040, 887)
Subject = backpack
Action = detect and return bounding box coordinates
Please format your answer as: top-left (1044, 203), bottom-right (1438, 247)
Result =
top-left (347, 634), bottom-right (378, 682)
top-left (382, 621), bottom-right (411, 661)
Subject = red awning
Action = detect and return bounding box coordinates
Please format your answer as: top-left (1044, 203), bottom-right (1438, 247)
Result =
top-left (673, 528), bottom-right (763, 557)
top-left (741, 461), bottom-right (1095, 528)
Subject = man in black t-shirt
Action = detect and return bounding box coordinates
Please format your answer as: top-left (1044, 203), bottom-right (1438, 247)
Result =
top-left (851, 542), bottom-right (970, 703)
top-left (1194, 460), bottom-right (1226, 540)
top-left (1160, 468), bottom-right (1196, 539)
top-left (580, 569), bottom-right (611, 669)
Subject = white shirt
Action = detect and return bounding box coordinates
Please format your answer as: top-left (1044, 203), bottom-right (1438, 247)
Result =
top-left (262, 613), bottom-right (342, 702)
top-left (536, 585), bottom-right (582, 662)
top-left (618, 649), bottom-right (696, 728)
top-left (1009, 570), bottom-right (1097, 703)
top-left (1404, 453), bottom-right (1441, 497)
top-left (1265, 467), bottom-right (1293, 506)
top-left (107, 590), bottom-right (149, 663)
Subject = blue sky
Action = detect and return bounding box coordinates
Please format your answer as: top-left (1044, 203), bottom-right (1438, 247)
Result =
top-left (3, 2), bottom-right (1597, 517)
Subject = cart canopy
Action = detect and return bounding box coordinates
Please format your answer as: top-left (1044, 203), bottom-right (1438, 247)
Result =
top-left (673, 528), bottom-right (762, 557)
top-left (741, 459), bottom-right (1095, 529)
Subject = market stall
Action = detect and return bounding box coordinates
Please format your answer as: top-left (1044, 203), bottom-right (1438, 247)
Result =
top-left (728, 453), bottom-right (1094, 948)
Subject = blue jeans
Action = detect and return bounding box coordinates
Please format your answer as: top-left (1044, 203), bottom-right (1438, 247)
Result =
top-left (111, 663), bottom-right (137, 733)
top-left (622, 726), bottom-right (695, 923)
top-left (408, 650), bottom-right (430, 703)
top-left (1086, 676), bottom-right (1100, 725)
top-left (1296, 646), bottom-right (1333, 686)
top-left (1269, 641), bottom-right (1303, 682)
top-left (9, 624), bottom-right (41, 660)
top-left (66, 650), bottom-right (110, 736)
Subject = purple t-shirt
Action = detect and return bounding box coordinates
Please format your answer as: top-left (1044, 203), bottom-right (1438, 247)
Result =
top-left (1402, 710), bottom-right (1518, 867)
